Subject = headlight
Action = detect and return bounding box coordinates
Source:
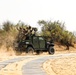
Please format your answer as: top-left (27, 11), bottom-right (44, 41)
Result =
top-left (47, 42), bottom-right (50, 44)
top-left (26, 42), bottom-right (29, 44)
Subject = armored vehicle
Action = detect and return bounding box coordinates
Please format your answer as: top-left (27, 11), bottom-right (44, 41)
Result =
top-left (14, 26), bottom-right (55, 55)
top-left (17, 36), bottom-right (55, 55)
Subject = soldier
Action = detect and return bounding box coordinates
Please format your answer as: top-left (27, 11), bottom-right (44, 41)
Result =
top-left (32, 28), bottom-right (37, 36)
top-left (22, 26), bottom-right (31, 40)
top-left (23, 28), bottom-right (27, 35)
top-left (28, 26), bottom-right (32, 34)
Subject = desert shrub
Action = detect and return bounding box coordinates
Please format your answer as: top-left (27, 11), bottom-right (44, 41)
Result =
top-left (38, 20), bottom-right (76, 49)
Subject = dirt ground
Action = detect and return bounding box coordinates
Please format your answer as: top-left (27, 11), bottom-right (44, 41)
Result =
top-left (0, 44), bottom-right (76, 75)
top-left (0, 57), bottom-right (38, 75)
top-left (43, 56), bottom-right (76, 75)
top-left (42, 44), bottom-right (76, 75)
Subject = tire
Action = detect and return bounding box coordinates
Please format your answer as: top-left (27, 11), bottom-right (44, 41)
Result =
top-left (48, 47), bottom-right (55, 55)
top-left (26, 47), bottom-right (34, 55)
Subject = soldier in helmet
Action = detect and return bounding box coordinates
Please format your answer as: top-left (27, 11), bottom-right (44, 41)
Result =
top-left (28, 26), bottom-right (31, 29)
top-left (17, 27), bottom-right (23, 33)
top-left (22, 26), bottom-right (31, 40)
top-left (28, 26), bottom-right (32, 33)
top-left (32, 27), bottom-right (37, 36)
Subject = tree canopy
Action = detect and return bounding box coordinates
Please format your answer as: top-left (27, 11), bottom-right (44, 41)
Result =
top-left (0, 20), bottom-right (76, 51)
top-left (38, 20), bottom-right (76, 47)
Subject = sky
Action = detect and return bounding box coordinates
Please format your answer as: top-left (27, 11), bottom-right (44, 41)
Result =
top-left (0, 0), bottom-right (76, 32)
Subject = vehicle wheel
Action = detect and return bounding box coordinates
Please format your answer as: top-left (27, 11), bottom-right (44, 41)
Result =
top-left (26, 47), bottom-right (34, 55)
top-left (48, 47), bottom-right (55, 55)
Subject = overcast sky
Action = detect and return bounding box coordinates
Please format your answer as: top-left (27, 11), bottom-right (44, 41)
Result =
top-left (0, 0), bottom-right (76, 32)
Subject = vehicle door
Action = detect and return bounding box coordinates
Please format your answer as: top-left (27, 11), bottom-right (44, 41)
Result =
top-left (39, 37), bottom-right (46, 49)
top-left (33, 36), bottom-right (39, 48)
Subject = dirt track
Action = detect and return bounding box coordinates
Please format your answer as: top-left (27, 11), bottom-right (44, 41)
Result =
top-left (0, 51), bottom-right (76, 75)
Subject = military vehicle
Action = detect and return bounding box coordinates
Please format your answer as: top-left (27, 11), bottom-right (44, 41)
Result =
top-left (16, 36), bottom-right (55, 55)
top-left (14, 26), bottom-right (55, 55)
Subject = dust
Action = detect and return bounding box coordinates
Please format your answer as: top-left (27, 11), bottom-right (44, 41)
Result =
top-left (0, 45), bottom-right (16, 61)
top-left (0, 43), bottom-right (76, 62)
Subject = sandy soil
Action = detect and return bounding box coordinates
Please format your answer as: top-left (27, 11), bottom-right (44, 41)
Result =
top-left (0, 44), bottom-right (76, 75)
top-left (1, 53), bottom-right (76, 75)
top-left (42, 44), bottom-right (76, 75)
top-left (0, 56), bottom-right (39, 75)
top-left (0, 46), bottom-right (16, 62)
top-left (43, 56), bottom-right (76, 75)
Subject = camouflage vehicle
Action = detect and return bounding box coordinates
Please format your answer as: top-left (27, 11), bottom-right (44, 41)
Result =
top-left (14, 26), bottom-right (55, 55)
top-left (16, 36), bottom-right (55, 55)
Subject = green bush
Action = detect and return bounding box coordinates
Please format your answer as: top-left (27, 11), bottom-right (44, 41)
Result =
top-left (38, 20), bottom-right (76, 49)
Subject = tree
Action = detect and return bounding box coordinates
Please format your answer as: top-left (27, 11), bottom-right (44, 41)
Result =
top-left (38, 20), bottom-right (76, 49)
